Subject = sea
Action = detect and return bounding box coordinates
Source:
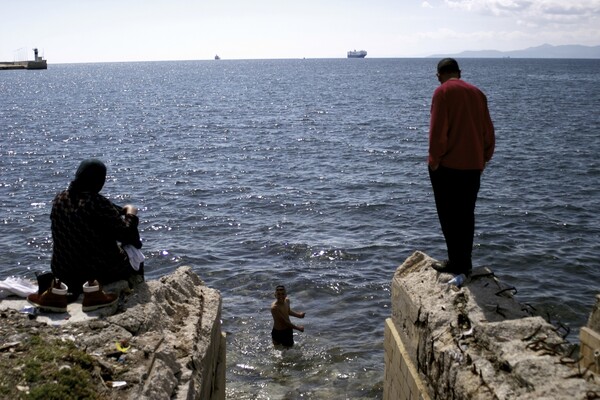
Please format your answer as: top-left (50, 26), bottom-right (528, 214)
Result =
top-left (1, 58), bottom-right (599, 399)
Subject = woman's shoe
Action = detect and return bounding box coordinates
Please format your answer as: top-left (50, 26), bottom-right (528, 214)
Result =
top-left (82, 281), bottom-right (118, 312)
top-left (27, 279), bottom-right (68, 313)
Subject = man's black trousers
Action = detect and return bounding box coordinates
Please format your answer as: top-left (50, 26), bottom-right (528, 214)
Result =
top-left (429, 165), bottom-right (481, 272)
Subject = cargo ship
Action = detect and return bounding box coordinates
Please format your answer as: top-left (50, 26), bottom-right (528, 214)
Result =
top-left (347, 50), bottom-right (367, 58)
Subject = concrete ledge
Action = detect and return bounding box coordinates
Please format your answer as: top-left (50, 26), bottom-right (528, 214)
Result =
top-left (386, 251), bottom-right (600, 399)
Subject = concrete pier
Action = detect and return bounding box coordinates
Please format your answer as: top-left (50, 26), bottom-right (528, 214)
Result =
top-left (0, 61), bottom-right (46, 70)
top-left (384, 251), bottom-right (600, 399)
top-left (0, 48), bottom-right (47, 70)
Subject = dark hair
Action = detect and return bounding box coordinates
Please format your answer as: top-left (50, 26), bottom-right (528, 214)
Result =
top-left (437, 58), bottom-right (460, 74)
top-left (275, 285), bottom-right (285, 291)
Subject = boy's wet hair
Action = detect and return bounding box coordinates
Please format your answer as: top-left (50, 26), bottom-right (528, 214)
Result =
top-left (275, 285), bottom-right (285, 291)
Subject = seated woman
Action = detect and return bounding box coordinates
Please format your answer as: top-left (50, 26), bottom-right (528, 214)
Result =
top-left (28, 159), bottom-right (144, 312)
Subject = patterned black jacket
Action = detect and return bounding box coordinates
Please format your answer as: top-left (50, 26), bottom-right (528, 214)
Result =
top-left (50, 189), bottom-right (141, 293)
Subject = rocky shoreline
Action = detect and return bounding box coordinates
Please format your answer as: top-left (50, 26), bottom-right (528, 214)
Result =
top-left (0, 267), bottom-right (225, 400)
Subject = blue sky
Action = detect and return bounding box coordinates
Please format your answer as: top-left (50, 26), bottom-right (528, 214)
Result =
top-left (1, 0), bottom-right (599, 63)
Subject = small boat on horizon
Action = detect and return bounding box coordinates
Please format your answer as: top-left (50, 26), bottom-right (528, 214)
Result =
top-left (214, 54), bottom-right (220, 60)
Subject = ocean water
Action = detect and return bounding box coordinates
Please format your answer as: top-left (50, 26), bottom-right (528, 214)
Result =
top-left (1, 58), bottom-right (599, 399)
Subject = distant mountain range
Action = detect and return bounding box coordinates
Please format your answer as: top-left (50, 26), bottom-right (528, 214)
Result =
top-left (430, 44), bottom-right (600, 59)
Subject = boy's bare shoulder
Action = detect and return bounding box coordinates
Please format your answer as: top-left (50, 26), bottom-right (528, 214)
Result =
top-left (271, 300), bottom-right (285, 310)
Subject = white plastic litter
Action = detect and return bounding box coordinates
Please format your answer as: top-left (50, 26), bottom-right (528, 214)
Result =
top-left (0, 277), bottom-right (37, 299)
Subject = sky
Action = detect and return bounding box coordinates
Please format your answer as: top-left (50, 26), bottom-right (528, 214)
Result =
top-left (1, 0), bottom-right (599, 63)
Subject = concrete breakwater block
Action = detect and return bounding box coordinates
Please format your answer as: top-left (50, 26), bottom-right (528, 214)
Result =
top-left (385, 251), bottom-right (599, 400)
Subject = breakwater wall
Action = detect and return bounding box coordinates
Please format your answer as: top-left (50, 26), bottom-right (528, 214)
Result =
top-left (384, 251), bottom-right (600, 399)
top-left (0, 61), bottom-right (47, 70)
top-left (0, 48), bottom-right (46, 70)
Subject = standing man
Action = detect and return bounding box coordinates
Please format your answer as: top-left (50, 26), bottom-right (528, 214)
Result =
top-left (428, 58), bottom-right (495, 276)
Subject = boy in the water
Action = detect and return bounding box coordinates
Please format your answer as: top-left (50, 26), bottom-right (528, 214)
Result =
top-left (270, 285), bottom-right (305, 347)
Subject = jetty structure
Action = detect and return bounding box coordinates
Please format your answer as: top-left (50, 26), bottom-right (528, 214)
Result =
top-left (0, 48), bottom-right (47, 70)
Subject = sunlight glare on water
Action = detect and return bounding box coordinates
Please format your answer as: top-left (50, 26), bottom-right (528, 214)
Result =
top-left (1, 58), bottom-right (599, 399)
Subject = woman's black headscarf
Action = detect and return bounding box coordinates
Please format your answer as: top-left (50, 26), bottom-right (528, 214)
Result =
top-left (69, 159), bottom-right (107, 194)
